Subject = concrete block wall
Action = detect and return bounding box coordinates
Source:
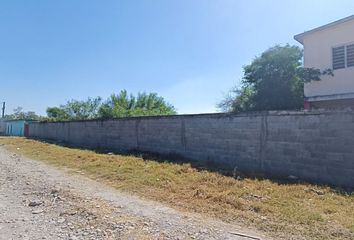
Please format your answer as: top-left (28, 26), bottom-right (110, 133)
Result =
top-left (28, 111), bottom-right (354, 188)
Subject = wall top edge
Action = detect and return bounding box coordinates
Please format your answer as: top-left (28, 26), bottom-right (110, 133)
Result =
top-left (30, 110), bottom-right (354, 125)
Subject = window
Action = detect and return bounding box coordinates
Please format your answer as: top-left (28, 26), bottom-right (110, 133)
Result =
top-left (332, 44), bottom-right (354, 70)
top-left (346, 44), bottom-right (354, 67)
top-left (332, 46), bottom-right (345, 70)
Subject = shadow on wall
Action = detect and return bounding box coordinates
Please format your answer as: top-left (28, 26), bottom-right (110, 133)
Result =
top-left (29, 137), bottom-right (353, 194)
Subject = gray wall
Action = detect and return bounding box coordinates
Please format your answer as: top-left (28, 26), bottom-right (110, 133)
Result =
top-left (0, 120), bottom-right (6, 135)
top-left (28, 111), bottom-right (354, 188)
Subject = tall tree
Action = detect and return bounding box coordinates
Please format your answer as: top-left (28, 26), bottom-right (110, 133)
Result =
top-left (46, 97), bottom-right (102, 121)
top-left (63, 97), bottom-right (102, 120)
top-left (219, 45), bottom-right (332, 112)
top-left (46, 107), bottom-right (69, 121)
top-left (99, 90), bottom-right (176, 118)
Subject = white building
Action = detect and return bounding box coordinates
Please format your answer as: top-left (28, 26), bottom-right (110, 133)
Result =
top-left (295, 15), bottom-right (354, 109)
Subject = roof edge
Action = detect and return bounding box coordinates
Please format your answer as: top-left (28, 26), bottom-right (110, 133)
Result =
top-left (294, 15), bottom-right (354, 45)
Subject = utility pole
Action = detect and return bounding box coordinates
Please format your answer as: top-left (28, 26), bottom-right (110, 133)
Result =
top-left (1, 102), bottom-right (4, 118)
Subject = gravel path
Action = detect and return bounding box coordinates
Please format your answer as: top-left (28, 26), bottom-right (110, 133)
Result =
top-left (0, 147), bottom-right (267, 240)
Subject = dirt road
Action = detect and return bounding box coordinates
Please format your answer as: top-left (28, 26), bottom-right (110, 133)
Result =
top-left (0, 147), bottom-right (265, 240)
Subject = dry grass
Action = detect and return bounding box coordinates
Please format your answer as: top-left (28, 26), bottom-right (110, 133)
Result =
top-left (0, 137), bottom-right (353, 240)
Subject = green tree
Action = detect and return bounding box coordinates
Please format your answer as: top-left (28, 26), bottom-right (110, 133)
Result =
top-left (46, 107), bottom-right (69, 121)
top-left (46, 97), bottom-right (102, 121)
top-left (219, 45), bottom-right (332, 112)
top-left (218, 86), bottom-right (255, 112)
top-left (63, 97), bottom-right (102, 120)
top-left (5, 107), bottom-right (43, 120)
top-left (46, 90), bottom-right (176, 121)
top-left (99, 90), bottom-right (176, 118)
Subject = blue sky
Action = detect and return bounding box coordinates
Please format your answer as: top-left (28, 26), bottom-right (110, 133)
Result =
top-left (0, 1), bottom-right (353, 115)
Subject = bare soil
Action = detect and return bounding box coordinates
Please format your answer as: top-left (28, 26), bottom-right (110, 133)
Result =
top-left (0, 146), bottom-right (264, 240)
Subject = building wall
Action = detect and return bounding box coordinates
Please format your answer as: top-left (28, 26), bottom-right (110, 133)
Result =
top-left (310, 98), bottom-right (354, 109)
top-left (28, 111), bottom-right (354, 188)
top-left (6, 120), bottom-right (26, 136)
top-left (0, 120), bottom-right (6, 135)
top-left (302, 19), bottom-right (354, 98)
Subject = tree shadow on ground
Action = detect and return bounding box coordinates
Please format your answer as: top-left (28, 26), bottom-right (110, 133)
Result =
top-left (117, 150), bottom-right (354, 195)
top-left (31, 138), bottom-right (354, 195)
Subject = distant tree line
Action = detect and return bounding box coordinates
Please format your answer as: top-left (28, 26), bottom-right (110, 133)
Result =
top-left (46, 90), bottom-right (176, 121)
top-left (4, 107), bottom-right (45, 121)
top-left (3, 90), bottom-right (176, 122)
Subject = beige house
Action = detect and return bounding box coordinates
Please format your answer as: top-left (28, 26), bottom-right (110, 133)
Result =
top-left (295, 15), bottom-right (354, 109)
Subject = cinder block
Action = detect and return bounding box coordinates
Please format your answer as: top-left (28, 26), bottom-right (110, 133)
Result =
top-left (27, 111), bottom-right (354, 188)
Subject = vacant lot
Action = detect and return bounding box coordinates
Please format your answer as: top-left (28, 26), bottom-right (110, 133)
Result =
top-left (0, 137), bottom-right (353, 240)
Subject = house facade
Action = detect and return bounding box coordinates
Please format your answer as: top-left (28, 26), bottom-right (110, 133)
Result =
top-left (295, 15), bottom-right (354, 109)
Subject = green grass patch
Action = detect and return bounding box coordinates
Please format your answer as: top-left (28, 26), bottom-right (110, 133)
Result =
top-left (0, 137), bottom-right (353, 240)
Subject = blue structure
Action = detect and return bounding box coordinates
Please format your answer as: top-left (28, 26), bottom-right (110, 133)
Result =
top-left (5, 120), bottom-right (29, 136)
top-left (0, 120), bottom-right (6, 135)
